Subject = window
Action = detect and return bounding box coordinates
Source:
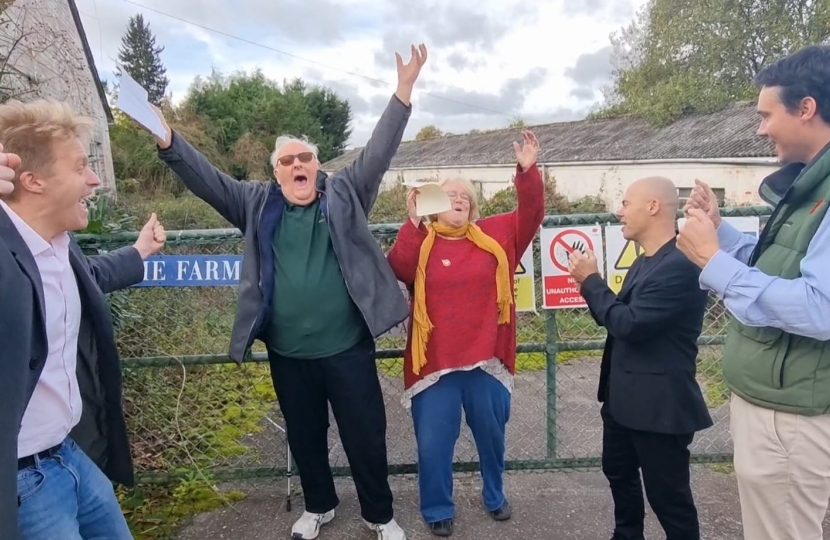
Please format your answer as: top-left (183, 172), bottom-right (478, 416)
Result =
top-left (678, 187), bottom-right (725, 207)
top-left (88, 139), bottom-right (104, 183)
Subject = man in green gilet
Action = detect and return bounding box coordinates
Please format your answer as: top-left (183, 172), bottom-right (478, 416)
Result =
top-left (677, 44), bottom-right (830, 540)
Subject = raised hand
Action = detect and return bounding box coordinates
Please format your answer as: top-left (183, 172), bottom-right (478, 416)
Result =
top-left (513, 130), bottom-right (540, 171)
top-left (677, 208), bottom-right (719, 268)
top-left (568, 248), bottom-right (599, 283)
top-left (0, 143), bottom-right (21, 197)
top-left (406, 188), bottom-right (421, 226)
top-left (684, 179), bottom-right (721, 227)
top-left (133, 213), bottom-right (167, 259)
top-left (395, 44), bottom-right (428, 105)
top-left (133, 103), bottom-right (173, 150)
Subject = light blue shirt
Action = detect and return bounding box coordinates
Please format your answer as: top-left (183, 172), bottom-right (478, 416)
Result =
top-left (699, 211), bottom-right (830, 341)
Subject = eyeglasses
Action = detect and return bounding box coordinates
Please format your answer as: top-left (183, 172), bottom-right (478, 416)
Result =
top-left (277, 152), bottom-right (315, 166)
top-left (445, 190), bottom-right (472, 203)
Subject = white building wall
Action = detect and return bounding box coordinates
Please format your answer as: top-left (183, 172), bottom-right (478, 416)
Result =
top-left (377, 159), bottom-right (780, 211)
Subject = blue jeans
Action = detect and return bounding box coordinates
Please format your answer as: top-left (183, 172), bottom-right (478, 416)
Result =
top-left (411, 368), bottom-right (511, 523)
top-left (17, 438), bottom-right (132, 539)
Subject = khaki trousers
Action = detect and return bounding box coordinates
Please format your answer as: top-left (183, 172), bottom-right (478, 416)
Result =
top-left (731, 393), bottom-right (830, 539)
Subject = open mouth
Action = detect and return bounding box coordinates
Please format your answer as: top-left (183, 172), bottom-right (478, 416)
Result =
top-left (294, 174), bottom-right (308, 187)
top-left (79, 195), bottom-right (91, 214)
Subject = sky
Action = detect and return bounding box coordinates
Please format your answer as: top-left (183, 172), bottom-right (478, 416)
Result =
top-left (75, 0), bottom-right (648, 148)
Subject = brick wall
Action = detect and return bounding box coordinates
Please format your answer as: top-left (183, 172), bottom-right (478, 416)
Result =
top-left (0, 0), bottom-right (115, 191)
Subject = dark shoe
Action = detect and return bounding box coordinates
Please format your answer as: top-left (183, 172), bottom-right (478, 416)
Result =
top-left (489, 501), bottom-right (511, 521)
top-left (428, 518), bottom-right (453, 536)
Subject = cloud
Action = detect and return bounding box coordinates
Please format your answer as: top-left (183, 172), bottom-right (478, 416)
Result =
top-left (562, 0), bottom-right (635, 22)
top-left (371, 1), bottom-right (537, 68)
top-left (446, 52), bottom-right (484, 71)
top-left (75, 0), bottom-right (642, 148)
top-left (564, 46), bottom-right (613, 100)
top-left (418, 69), bottom-right (548, 118)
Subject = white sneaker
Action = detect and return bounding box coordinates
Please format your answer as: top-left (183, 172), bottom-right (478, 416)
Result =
top-left (291, 509), bottom-right (335, 539)
top-left (364, 517), bottom-right (406, 540)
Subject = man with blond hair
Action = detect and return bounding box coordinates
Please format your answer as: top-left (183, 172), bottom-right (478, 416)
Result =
top-left (0, 99), bottom-right (167, 539)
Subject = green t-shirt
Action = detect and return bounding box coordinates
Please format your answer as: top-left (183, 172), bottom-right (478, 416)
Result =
top-left (267, 198), bottom-right (369, 358)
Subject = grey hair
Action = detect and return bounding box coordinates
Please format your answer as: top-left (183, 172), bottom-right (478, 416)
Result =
top-left (270, 135), bottom-right (319, 168)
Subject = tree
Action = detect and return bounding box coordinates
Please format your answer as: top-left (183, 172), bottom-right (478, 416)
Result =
top-left (594, 0), bottom-right (830, 125)
top-left (117, 14), bottom-right (169, 105)
top-left (183, 70), bottom-right (352, 178)
top-left (0, 1), bottom-right (85, 103)
top-left (416, 125), bottom-right (443, 140)
top-left (508, 117), bottom-right (527, 128)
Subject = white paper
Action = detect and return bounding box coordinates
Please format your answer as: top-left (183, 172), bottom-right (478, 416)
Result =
top-left (403, 181), bottom-right (452, 216)
top-left (115, 69), bottom-right (167, 140)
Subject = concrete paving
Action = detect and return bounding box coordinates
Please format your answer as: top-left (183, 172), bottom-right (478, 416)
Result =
top-left (229, 356), bottom-right (733, 472)
top-left (177, 465), bottom-right (830, 539)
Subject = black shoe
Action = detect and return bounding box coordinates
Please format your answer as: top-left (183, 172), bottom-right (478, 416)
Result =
top-left (489, 501), bottom-right (511, 521)
top-left (428, 518), bottom-right (453, 536)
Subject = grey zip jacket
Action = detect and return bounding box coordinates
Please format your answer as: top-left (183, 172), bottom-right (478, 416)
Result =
top-left (157, 94), bottom-right (411, 362)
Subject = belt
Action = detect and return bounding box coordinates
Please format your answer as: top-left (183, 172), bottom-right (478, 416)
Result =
top-left (18, 442), bottom-right (63, 471)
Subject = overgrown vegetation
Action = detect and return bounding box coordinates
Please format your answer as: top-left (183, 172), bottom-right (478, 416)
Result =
top-left (593, 0), bottom-right (830, 125)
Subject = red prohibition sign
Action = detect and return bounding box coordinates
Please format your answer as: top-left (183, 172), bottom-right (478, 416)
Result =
top-left (549, 229), bottom-right (593, 273)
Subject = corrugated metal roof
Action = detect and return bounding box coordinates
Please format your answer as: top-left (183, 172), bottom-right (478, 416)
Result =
top-left (323, 103), bottom-right (775, 170)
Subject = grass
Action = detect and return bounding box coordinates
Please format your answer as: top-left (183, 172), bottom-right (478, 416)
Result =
top-left (118, 477), bottom-right (245, 540)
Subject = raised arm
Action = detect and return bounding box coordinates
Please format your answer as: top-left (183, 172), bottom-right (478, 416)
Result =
top-left (684, 179), bottom-right (758, 263)
top-left (698, 210), bottom-right (830, 341)
top-left (138, 105), bottom-right (258, 231)
top-left (510, 131), bottom-right (544, 256)
top-left (714, 219), bottom-right (758, 264)
top-left (471, 131), bottom-right (544, 256)
top-left (386, 190), bottom-right (428, 286)
top-left (579, 259), bottom-right (702, 341)
top-left (340, 45), bottom-right (427, 216)
top-left (84, 247), bottom-right (144, 294)
top-left (79, 213), bottom-right (167, 293)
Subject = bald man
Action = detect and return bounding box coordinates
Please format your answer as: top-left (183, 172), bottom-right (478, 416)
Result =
top-left (568, 177), bottom-right (713, 540)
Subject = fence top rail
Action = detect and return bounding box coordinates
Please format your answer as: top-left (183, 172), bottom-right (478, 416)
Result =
top-left (74, 205), bottom-right (773, 246)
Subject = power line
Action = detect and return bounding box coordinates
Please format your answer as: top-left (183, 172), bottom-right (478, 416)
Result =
top-left (117, 0), bottom-right (514, 118)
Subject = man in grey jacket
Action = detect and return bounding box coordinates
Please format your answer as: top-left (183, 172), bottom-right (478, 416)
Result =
top-left (139, 44), bottom-right (428, 540)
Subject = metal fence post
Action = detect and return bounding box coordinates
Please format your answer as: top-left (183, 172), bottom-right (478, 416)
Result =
top-left (545, 309), bottom-right (559, 460)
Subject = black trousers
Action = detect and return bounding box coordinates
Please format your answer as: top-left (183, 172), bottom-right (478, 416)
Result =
top-left (267, 336), bottom-right (393, 524)
top-left (601, 404), bottom-right (700, 540)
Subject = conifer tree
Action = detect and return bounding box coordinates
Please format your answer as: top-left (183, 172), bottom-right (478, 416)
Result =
top-left (117, 14), bottom-right (169, 105)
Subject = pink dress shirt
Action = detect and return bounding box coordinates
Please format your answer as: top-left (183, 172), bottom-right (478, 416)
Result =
top-left (0, 200), bottom-right (83, 458)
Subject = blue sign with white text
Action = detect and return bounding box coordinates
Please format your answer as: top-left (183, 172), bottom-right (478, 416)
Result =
top-left (134, 255), bottom-right (243, 287)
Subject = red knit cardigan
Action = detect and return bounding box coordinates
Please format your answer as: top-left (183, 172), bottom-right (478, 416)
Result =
top-left (386, 163), bottom-right (545, 390)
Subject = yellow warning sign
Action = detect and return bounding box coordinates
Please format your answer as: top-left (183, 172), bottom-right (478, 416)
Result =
top-left (614, 240), bottom-right (643, 270)
top-left (515, 261), bottom-right (526, 275)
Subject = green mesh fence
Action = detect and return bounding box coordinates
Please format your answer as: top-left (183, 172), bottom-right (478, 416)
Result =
top-left (74, 206), bottom-right (771, 484)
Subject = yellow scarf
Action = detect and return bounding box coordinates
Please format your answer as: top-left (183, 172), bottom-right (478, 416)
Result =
top-left (411, 221), bottom-right (513, 375)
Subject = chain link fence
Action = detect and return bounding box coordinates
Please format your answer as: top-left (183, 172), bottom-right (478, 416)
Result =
top-left (75, 206), bottom-right (771, 486)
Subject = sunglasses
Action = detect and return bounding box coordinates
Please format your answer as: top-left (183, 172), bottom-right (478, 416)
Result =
top-left (277, 152), bottom-right (315, 167)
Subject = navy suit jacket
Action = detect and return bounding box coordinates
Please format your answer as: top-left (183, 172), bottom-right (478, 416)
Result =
top-left (0, 209), bottom-right (144, 539)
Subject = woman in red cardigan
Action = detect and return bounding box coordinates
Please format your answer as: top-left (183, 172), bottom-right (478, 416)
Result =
top-left (387, 130), bottom-right (545, 536)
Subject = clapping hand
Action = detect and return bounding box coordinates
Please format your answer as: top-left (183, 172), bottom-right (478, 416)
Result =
top-left (676, 208), bottom-right (719, 268)
top-left (684, 179), bottom-right (721, 227)
top-left (568, 248), bottom-right (599, 283)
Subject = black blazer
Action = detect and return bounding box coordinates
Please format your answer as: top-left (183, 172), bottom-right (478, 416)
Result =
top-left (579, 238), bottom-right (713, 435)
top-left (0, 210), bottom-right (144, 540)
